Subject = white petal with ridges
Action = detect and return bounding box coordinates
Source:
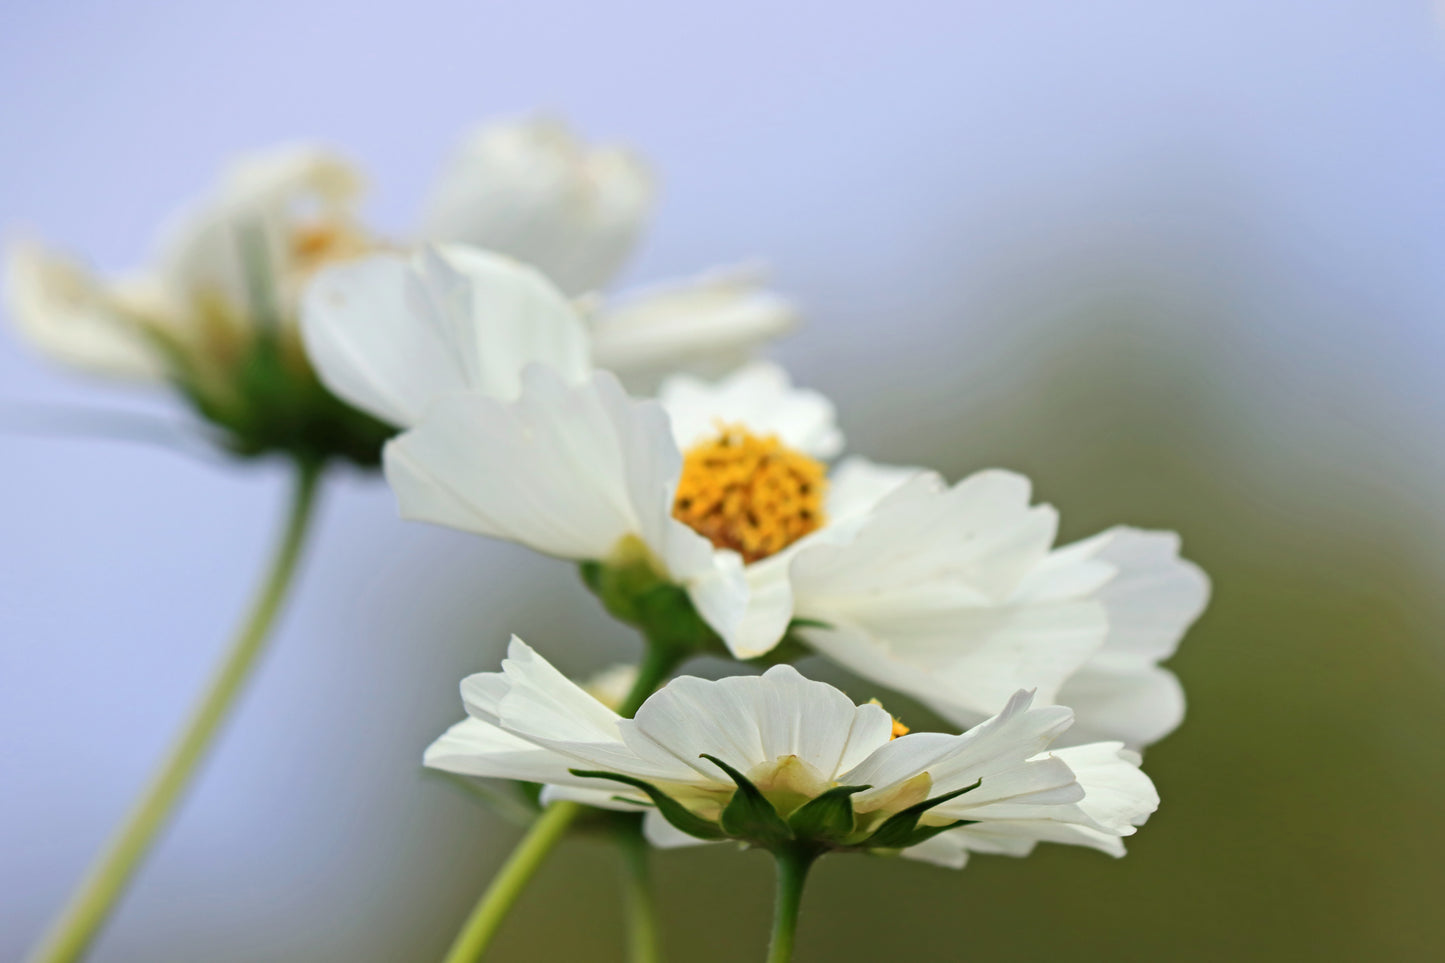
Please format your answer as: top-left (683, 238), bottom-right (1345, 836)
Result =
top-left (384, 367), bottom-right (687, 563)
top-left (302, 245), bottom-right (591, 428)
top-left (657, 360), bottom-right (842, 458)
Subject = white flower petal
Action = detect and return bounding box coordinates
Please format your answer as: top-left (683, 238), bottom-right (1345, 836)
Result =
top-left (1091, 527), bottom-right (1211, 662)
top-left (942, 820), bottom-right (1118, 857)
top-left (824, 457), bottom-right (933, 523)
top-left (657, 360), bottom-right (843, 459)
top-left (1053, 663), bottom-right (1185, 748)
top-left (849, 692), bottom-right (1075, 808)
top-left (899, 833), bottom-right (972, 869)
top-left (589, 266), bottom-right (798, 389)
top-left (1052, 527), bottom-right (1206, 746)
top-left (418, 117), bottom-right (652, 296)
top-left (702, 553), bottom-right (799, 659)
top-left (1048, 742), bottom-right (1159, 832)
top-left (423, 716), bottom-right (578, 784)
top-left (625, 665), bottom-right (893, 784)
top-left (383, 367), bottom-right (681, 562)
top-left (3, 241), bottom-right (170, 380)
top-left (794, 469), bottom-right (1060, 608)
top-left (792, 470), bottom-right (1107, 717)
top-left (538, 783), bottom-right (651, 812)
top-left (301, 245), bottom-right (591, 427)
top-left (642, 810), bottom-right (718, 849)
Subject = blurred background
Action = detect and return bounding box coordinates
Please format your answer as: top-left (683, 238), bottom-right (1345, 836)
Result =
top-left (4, 1), bottom-right (1445, 960)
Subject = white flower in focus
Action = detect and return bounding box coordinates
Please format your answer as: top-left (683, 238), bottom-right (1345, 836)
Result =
top-left (307, 244), bottom-right (1205, 747)
top-left (424, 638), bottom-right (1158, 866)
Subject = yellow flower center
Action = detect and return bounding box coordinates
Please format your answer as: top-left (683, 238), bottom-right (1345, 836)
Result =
top-left (672, 425), bottom-right (827, 564)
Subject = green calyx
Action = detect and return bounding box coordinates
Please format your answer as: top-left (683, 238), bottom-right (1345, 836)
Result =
top-left (580, 550), bottom-right (720, 657)
top-left (566, 761), bottom-right (979, 858)
top-left (140, 222), bottom-right (395, 468)
top-left (578, 549), bottom-right (828, 665)
top-left (168, 331), bottom-right (394, 467)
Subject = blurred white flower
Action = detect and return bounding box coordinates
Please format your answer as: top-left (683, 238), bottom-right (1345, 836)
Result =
top-left (8, 116), bottom-right (791, 404)
top-left (417, 118), bottom-right (795, 386)
top-left (418, 117), bottom-right (652, 297)
top-left (586, 265), bottom-right (798, 392)
top-left (6, 146), bottom-right (364, 386)
top-left (424, 638), bottom-right (1158, 866)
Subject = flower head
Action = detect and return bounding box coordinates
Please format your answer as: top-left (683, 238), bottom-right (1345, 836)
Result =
top-left (7, 116), bottom-right (792, 464)
top-left (426, 639), bottom-right (1157, 867)
top-left (312, 251), bottom-right (1210, 746)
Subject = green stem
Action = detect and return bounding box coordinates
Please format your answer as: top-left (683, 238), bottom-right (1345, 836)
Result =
top-left (440, 640), bottom-right (684, 963)
top-left (766, 848), bottom-right (819, 963)
top-left (439, 799), bottom-right (583, 963)
top-left (27, 459), bottom-right (324, 963)
top-left (616, 822), bottom-right (661, 963)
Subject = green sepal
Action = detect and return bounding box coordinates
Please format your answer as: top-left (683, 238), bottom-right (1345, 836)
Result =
top-left (787, 784), bottom-right (869, 842)
top-left (568, 769), bottom-right (727, 841)
top-left (861, 781), bottom-right (979, 850)
top-left (578, 558), bottom-right (721, 655)
top-left (700, 754), bottom-right (794, 846)
top-left (888, 818), bottom-right (979, 850)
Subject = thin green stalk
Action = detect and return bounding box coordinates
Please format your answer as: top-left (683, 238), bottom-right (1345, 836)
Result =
top-left (766, 848), bottom-right (820, 963)
top-left (617, 823), bottom-right (661, 963)
top-left (27, 459), bottom-right (324, 963)
top-left (440, 641), bottom-right (683, 963)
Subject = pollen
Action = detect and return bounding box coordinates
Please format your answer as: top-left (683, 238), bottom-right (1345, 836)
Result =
top-left (869, 699), bottom-right (911, 740)
top-left (672, 425), bottom-right (827, 564)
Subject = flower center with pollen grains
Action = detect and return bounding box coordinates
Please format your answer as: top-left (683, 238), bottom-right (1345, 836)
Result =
top-left (672, 426), bottom-right (827, 564)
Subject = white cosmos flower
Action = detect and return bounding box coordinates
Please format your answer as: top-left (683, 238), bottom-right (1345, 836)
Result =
top-left (8, 117), bottom-right (790, 394)
top-left (5, 145), bottom-right (363, 383)
top-left (424, 638), bottom-right (1158, 867)
top-left (308, 243), bottom-right (1205, 747)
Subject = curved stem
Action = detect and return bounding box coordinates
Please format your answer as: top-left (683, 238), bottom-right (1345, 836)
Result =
top-left (616, 822), bottom-right (661, 963)
top-left (766, 848), bottom-right (819, 963)
top-left (440, 641), bottom-right (684, 963)
top-left (27, 459), bottom-right (324, 963)
top-left (439, 799), bottom-right (583, 963)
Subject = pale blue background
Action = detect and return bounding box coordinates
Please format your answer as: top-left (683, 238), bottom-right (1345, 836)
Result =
top-left (4, 2), bottom-right (1445, 960)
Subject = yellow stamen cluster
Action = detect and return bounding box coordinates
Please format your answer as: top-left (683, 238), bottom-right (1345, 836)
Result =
top-left (672, 426), bottom-right (828, 564)
top-left (869, 699), bottom-right (911, 740)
